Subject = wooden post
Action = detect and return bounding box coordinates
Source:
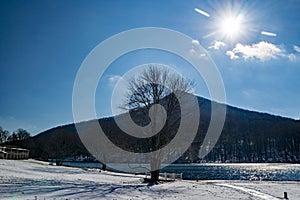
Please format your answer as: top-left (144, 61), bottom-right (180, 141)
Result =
top-left (284, 192), bottom-right (288, 199)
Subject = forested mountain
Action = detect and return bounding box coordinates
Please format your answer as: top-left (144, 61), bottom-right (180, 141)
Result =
top-left (8, 96), bottom-right (300, 163)
top-left (187, 98), bottom-right (300, 163)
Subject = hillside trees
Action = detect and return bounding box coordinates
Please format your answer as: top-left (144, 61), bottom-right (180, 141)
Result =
top-left (0, 127), bottom-right (31, 143)
top-left (0, 126), bottom-right (10, 143)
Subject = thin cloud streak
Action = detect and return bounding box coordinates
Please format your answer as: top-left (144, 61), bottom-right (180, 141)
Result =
top-left (261, 31), bottom-right (277, 37)
top-left (194, 8), bottom-right (210, 17)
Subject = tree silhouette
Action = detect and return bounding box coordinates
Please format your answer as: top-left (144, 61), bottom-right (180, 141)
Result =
top-left (7, 128), bottom-right (31, 141)
top-left (0, 126), bottom-right (10, 143)
top-left (121, 65), bottom-right (194, 183)
top-left (15, 128), bottom-right (31, 140)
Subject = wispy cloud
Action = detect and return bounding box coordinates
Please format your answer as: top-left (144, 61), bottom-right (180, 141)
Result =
top-left (190, 40), bottom-right (207, 57)
top-left (108, 75), bottom-right (122, 85)
top-left (287, 45), bottom-right (300, 61)
top-left (209, 40), bottom-right (226, 50)
top-left (288, 53), bottom-right (296, 61)
top-left (192, 39), bottom-right (200, 46)
top-left (261, 31), bottom-right (277, 37)
top-left (226, 41), bottom-right (284, 61)
top-left (226, 50), bottom-right (239, 59)
top-left (194, 8), bottom-right (210, 17)
top-left (294, 45), bottom-right (300, 53)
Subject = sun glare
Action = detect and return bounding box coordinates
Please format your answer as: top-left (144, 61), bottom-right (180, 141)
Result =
top-left (220, 15), bottom-right (242, 38)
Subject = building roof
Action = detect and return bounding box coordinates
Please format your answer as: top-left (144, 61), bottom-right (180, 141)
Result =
top-left (0, 145), bottom-right (30, 152)
top-left (0, 150), bottom-right (7, 154)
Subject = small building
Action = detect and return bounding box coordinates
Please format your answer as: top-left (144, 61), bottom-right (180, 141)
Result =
top-left (0, 146), bottom-right (30, 160)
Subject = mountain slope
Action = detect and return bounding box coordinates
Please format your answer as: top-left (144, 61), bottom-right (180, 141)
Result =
top-left (8, 96), bottom-right (300, 163)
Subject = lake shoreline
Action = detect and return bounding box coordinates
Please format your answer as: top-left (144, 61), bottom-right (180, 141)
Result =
top-left (58, 160), bottom-right (300, 181)
top-left (0, 159), bottom-right (299, 200)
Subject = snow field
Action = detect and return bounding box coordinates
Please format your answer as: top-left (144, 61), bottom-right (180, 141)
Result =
top-left (0, 159), bottom-right (299, 200)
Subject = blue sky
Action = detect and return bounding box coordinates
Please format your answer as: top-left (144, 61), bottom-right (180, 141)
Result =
top-left (0, 0), bottom-right (300, 135)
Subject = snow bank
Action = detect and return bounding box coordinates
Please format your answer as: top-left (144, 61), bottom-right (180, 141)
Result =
top-left (0, 159), bottom-right (299, 200)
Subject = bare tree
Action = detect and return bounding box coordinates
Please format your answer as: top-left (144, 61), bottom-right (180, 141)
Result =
top-left (16, 128), bottom-right (31, 140)
top-left (7, 132), bottom-right (17, 142)
top-left (0, 126), bottom-right (10, 143)
top-left (121, 65), bottom-right (194, 183)
top-left (7, 128), bottom-right (30, 141)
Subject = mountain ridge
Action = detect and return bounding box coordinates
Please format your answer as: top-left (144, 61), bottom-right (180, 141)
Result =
top-left (7, 95), bottom-right (300, 163)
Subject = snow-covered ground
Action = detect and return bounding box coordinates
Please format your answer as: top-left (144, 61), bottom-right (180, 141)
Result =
top-left (0, 159), bottom-right (299, 200)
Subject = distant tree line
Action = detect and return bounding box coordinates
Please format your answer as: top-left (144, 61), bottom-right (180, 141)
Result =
top-left (0, 126), bottom-right (31, 144)
top-left (181, 109), bottom-right (300, 164)
top-left (188, 131), bottom-right (300, 163)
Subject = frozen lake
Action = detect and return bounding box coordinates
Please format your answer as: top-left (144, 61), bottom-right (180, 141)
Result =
top-left (161, 163), bottom-right (300, 181)
top-left (62, 162), bottom-right (300, 181)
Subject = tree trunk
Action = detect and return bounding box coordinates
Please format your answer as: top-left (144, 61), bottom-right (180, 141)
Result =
top-left (149, 154), bottom-right (161, 184)
top-left (150, 169), bottom-right (160, 184)
top-left (102, 163), bottom-right (107, 171)
top-left (56, 159), bottom-right (63, 166)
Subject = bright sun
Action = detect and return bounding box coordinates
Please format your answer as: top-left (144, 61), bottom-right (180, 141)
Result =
top-left (220, 15), bottom-right (243, 38)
